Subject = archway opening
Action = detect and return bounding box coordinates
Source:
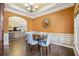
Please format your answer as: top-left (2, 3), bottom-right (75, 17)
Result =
top-left (9, 16), bottom-right (27, 31)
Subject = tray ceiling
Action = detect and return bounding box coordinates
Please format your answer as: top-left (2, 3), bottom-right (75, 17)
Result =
top-left (5, 3), bottom-right (74, 18)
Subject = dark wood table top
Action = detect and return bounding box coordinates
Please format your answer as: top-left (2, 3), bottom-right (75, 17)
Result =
top-left (32, 34), bottom-right (47, 41)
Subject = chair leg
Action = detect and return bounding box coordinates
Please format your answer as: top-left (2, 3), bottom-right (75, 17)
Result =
top-left (30, 45), bottom-right (32, 52)
top-left (46, 46), bottom-right (49, 56)
top-left (48, 46), bottom-right (49, 56)
top-left (26, 40), bottom-right (28, 48)
top-left (38, 44), bottom-right (40, 51)
top-left (49, 44), bottom-right (51, 51)
top-left (28, 44), bottom-right (30, 50)
top-left (46, 47), bottom-right (48, 55)
top-left (41, 46), bottom-right (42, 56)
top-left (28, 44), bottom-right (32, 52)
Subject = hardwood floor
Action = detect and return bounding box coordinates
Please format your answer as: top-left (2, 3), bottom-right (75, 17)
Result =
top-left (4, 37), bottom-right (75, 56)
top-left (0, 41), bottom-right (2, 56)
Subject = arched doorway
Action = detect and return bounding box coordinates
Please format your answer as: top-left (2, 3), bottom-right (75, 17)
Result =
top-left (9, 16), bottom-right (27, 31)
top-left (8, 16), bottom-right (27, 40)
top-left (8, 16), bottom-right (27, 55)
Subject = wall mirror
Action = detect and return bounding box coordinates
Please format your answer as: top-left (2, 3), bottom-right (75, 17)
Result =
top-left (42, 18), bottom-right (50, 29)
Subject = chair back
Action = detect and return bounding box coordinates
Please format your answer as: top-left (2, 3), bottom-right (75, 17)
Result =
top-left (46, 33), bottom-right (52, 45)
top-left (27, 34), bottom-right (34, 44)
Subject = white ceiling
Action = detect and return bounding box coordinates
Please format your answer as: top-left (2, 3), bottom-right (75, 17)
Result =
top-left (10, 3), bottom-right (51, 12)
top-left (5, 3), bottom-right (74, 18)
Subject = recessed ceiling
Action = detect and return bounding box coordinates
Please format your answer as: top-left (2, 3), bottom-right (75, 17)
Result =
top-left (11, 3), bottom-right (51, 11)
top-left (6, 3), bottom-right (55, 13)
top-left (5, 3), bottom-right (74, 18)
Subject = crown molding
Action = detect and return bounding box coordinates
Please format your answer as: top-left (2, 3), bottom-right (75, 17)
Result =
top-left (32, 3), bottom-right (74, 18)
top-left (5, 4), bottom-right (33, 18)
top-left (5, 8), bottom-right (33, 18)
top-left (30, 4), bottom-right (56, 14)
top-left (5, 3), bottom-right (74, 19)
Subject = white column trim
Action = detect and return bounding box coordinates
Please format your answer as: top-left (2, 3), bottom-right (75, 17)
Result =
top-left (3, 32), bottom-right (9, 45)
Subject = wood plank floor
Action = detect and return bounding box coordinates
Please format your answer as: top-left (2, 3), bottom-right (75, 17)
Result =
top-left (0, 41), bottom-right (2, 56)
top-left (4, 37), bottom-right (75, 56)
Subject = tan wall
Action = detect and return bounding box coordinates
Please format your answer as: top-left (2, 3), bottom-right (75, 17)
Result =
top-left (3, 11), bottom-right (33, 33)
top-left (33, 7), bottom-right (74, 34)
top-left (4, 7), bottom-right (74, 34)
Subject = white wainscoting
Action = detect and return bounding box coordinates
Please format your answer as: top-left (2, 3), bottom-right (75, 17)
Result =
top-left (3, 33), bottom-right (9, 45)
top-left (3, 31), bottom-right (74, 49)
top-left (26, 31), bottom-right (74, 48)
top-left (51, 33), bottom-right (74, 48)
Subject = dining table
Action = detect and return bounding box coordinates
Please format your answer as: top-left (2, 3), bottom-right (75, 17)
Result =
top-left (32, 34), bottom-right (47, 56)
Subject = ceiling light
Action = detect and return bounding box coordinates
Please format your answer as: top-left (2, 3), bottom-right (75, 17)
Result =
top-left (27, 7), bottom-right (30, 10)
top-left (25, 3), bottom-right (38, 13)
top-left (33, 8), bottom-right (36, 11)
top-left (25, 4), bottom-right (28, 7)
top-left (34, 5), bottom-right (38, 8)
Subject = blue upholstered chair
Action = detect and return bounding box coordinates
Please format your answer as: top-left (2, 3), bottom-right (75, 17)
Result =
top-left (26, 34), bottom-right (38, 52)
top-left (38, 33), bottom-right (52, 55)
top-left (27, 34), bottom-right (38, 45)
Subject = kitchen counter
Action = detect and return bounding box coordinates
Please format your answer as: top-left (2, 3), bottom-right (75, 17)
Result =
top-left (9, 31), bottom-right (25, 39)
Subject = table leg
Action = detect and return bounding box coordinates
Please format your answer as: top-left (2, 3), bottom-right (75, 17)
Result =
top-left (41, 40), bottom-right (42, 56)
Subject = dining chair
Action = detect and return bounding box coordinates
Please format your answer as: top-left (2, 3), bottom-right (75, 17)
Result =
top-left (38, 33), bottom-right (52, 55)
top-left (26, 34), bottom-right (38, 52)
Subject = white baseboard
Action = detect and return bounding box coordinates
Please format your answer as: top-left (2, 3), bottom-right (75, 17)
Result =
top-left (51, 41), bottom-right (74, 49)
